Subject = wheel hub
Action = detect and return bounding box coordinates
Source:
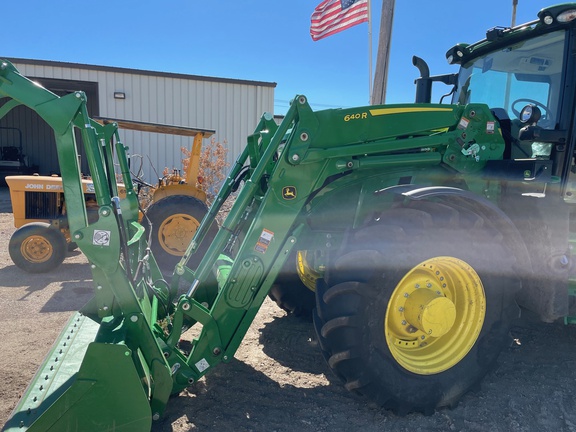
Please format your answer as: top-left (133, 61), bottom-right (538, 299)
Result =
top-left (385, 256), bottom-right (486, 375)
top-left (404, 288), bottom-right (456, 337)
top-left (158, 214), bottom-right (200, 256)
top-left (21, 236), bottom-right (52, 263)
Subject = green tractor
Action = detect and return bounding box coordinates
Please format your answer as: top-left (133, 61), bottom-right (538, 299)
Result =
top-left (2, 3), bottom-right (576, 430)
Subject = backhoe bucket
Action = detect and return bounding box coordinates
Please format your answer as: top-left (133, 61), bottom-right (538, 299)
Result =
top-left (2, 313), bottom-right (151, 432)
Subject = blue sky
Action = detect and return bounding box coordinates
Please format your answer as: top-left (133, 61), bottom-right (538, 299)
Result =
top-left (1, 0), bottom-right (558, 115)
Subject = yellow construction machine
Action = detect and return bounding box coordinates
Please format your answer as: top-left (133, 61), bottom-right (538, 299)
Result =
top-left (6, 118), bottom-right (216, 273)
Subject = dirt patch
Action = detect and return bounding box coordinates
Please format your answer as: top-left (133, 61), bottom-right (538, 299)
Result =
top-left (0, 187), bottom-right (575, 431)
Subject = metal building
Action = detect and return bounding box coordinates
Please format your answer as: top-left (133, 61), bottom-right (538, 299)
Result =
top-left (1, 58), bottom-right (276, 184)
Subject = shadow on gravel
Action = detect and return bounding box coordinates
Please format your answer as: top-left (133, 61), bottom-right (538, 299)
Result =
top-left (0, 262), bottom-right (93, 312)
top-left (157, 319), bottom-right (576, 432)
top-left (258, 314), bottom-right (330, 376)
top-left (154, 358), bottom-right (359, 432)
top-left (41, 283), bottom-right (94, 312)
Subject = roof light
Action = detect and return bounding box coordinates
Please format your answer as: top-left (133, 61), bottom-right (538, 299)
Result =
top-left (445, 44), bottom-right (468, 65)
top-left (543, 14), bottom-right (554, 25)
top-left (557, 9), bottom-right (576, 23)
top-left (446, 51), bottom-right (464, 65)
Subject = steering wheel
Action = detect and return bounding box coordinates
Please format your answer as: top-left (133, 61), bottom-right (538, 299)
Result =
top-left (511, 98), bottom-right (550, 121)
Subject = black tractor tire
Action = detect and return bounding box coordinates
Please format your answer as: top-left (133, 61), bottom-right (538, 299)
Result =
top-left (313, 200), bottom-right (520, 415)
top-left (143, 195), bottom-right (218, 273)
top-left (269, 279), bottom-right (315, 318)
top-left (9, 222), bottom-right (67, 273)
top-left (268, 251), bottom-right (317, 318)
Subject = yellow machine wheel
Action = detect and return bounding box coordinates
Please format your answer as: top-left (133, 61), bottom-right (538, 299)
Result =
top-left (296, 250), bottom-right (322, 291)
top-left (313, 200), bottom-right (520, 414)
top-left (9, 222), bottom-right (67, 273)
top-left (21, 234), bottom-right (53, 263)
top-left (385, 257), bottom-right (485, 374)
top-left (144, 195), bottom-right (218, 273)
top-left (157, 212), bottom-right (201, 256)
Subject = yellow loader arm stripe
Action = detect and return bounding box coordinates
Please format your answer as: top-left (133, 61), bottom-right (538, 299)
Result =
top-left (370, 107), bottom-right (455, 116)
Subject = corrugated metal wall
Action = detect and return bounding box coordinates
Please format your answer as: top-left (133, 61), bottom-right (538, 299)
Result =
top-left (0, 105), bottom-right (54, 173)
top-left (0, 77), bottom-right (100, 177)
top-left (10, 59), bottom-right (275, 184)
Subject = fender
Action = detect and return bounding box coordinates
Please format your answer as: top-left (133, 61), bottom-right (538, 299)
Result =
top-left (378, 184), bottom-right (571, 321)
top-left (376, 184), bottom-right (532, 276)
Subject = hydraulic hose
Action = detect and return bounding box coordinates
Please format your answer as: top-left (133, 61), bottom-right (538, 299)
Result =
top-left (111, 196), bottom-right (134, 284)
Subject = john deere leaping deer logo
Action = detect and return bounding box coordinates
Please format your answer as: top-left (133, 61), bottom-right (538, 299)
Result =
top-left (282, 186), bottom-right (297, 200)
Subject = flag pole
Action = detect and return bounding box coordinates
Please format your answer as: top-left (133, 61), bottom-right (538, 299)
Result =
top-left (512, 0), bottom-right (518, 26)
top-left (368, 0), bottom-right (373, 104)
top-left (371, 0), bottom-right (395, 105)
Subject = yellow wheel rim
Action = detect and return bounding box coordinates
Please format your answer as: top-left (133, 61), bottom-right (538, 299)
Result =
top-left (21, 235), bottom-right (53, 263)
top-left (157, 213), bottom-right (200, 256)
top-left (385, 257), bottom-right (486, 375)
top-left (296, 250), bottom-right (321, 292)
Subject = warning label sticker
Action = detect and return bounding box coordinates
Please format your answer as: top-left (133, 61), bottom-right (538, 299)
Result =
top-left (486, 121), bottom-right (495, 134)
top-left (92, 230), bottom-right (111, 246)
top-left (255, 229), bottom-right (274, 254)
top-left (195, 358), bottom-right (210, 373)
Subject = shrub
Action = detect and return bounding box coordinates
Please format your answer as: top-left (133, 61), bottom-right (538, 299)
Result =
top-left (194, 137), bottom-right (229, 204)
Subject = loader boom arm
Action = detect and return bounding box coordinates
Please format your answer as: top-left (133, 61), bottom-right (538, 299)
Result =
top-left (164, 94), bottom-right (507, 388)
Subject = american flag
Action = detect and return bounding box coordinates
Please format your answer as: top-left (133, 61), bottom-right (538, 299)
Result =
top-left (310, 0), bottom-right (369, 41)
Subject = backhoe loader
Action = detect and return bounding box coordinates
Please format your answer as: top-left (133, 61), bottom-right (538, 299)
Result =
top-left (3, 3), bottom-right (576, 430)
top-left (4, 119), bottom-right (216, 274)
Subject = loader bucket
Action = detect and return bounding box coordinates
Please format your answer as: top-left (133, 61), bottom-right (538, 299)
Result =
top-left (2, 312), bottom-right (151, 432)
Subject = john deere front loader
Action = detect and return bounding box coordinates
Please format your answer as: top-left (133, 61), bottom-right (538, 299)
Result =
top-left (3, 3), bottom-right (576, 430)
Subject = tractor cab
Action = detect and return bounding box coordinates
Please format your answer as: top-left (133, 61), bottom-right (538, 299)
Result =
top-left (415, 4), bottom-right (576, 197)
top-left (450, 23), bottom-right (566, 162)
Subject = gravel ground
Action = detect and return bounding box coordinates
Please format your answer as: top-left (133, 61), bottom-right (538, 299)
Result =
top-left (0, 186), bottom-right (576, 432)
